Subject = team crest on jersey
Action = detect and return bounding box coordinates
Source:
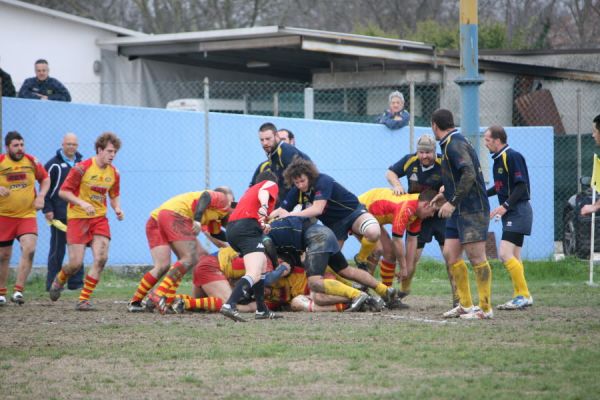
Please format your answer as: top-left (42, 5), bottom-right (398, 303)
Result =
top-left (409, 173), bottom-right (418, 182)
top-left (497, 168), bottom-right (504, 174)
top-left (105, 177), bottom-right (112, 182)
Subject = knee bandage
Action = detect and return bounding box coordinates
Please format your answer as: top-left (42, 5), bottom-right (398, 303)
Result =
top-left (359, 217), bottom-right (379, 235)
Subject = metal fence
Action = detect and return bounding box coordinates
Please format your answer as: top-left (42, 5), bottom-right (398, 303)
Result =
top-left (2, 76), bottom-right (600, 249)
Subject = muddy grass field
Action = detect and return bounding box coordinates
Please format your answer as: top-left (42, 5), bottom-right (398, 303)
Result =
top-left (2, 261), bottom-right (600, 399)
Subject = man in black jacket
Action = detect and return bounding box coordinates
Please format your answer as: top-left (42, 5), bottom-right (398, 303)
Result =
top-left (18, 59), bottom-right (71, 102)
top-left (43, 133), bottom-right (83, 290)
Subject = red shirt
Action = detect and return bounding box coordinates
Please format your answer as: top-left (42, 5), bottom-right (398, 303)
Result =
top-left (229, 180), bottom-right (278, 223)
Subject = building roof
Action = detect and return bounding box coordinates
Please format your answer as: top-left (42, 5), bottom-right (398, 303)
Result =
top-left (97, 25), bottom-right (600, 82)
top-left (0, 0), bottom-right (145, 37)
top-left (97, 26), bottom-right (455, 81)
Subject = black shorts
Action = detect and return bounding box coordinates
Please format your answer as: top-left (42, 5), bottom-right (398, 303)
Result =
top-left (445, 211), bottom-right (489, 244)
top-left (304, 225), bottom-right (339, 256)
top-left (225, 219), bottom-right (264, 257)
top-left (417, 216), bottom-right (445, 249)
top-left (501, 201), bottom-right (532, 236)
top-left (328, 204), bottom-right (367, 241)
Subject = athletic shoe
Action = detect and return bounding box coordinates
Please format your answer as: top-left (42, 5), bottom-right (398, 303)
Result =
top-left (0, 295), bottom-right (6, 306)
top-left (443, 304), bottom-right (475, 318)
top-left (365, 295), bottom-right (386, 312)
top-left (382, 287), bottom-right (398, 305)
top-left (460, 308), bottom-right (494, 320)
top-left (127, 301), bottom-right (145, 313)
top-left (145, 291), bottom-right (160, 312)
top-left (397, 290), bottom-right (409, 299)
top-left (49, 280), bottom-right (64, 302)
top-left (386, 297), bottom-right (410, 310)
top-left (10, 291), bottom-right (24, 305)
top-left (347, 292), bottom-right (369, 312)
top-left (171, 298), bottom-right (185, 314)
top-left (255, 310), bottom-right (283, 320)
top-left (76, 300), bottom-right (94, 311)
top-left (525, 296), bottom-right (534, 306)
top-left (353, 255), bottom-right (370, 272)
top-left (220, 304), bottom-right (246, 322)
top-left (157, 296), bottom-right (169, 315)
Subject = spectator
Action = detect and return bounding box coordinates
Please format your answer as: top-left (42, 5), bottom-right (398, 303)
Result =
top-left (18, 59), bottom-right (71, 102)
top-left (376, 91), bottom-right (410, 130)
top-left (43, 133), bottom-right (84, 291)
top-left (581, 114), bottom-right (600, 216)
top-left (277, 129), bottom-right (295, 146)
top-left (0, 67), bottom-right (16, 97)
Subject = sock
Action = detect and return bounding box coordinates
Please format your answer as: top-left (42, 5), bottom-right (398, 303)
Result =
top-left (450, 260), bottom-right (473, 308)
top-left (56, 269), bottom-right (69, 286)
top-left (473, 261), bottom-right (493, 313)
top-left (504, 257), bottom-right (530, 298)
top-left (131, 272), bottom-right (158, 303)
top-left (446, 264), bottom-right (460, 306)
top-left (188, 297), bottom-right (223, 312)
top-left (374, 282), bottom-right (389, 297)
top-left (0, 288), bottom-right (6, 296)
top-left (401, 268), bottom-right (416, 293)
top-left (155, 262), bottom-right (186, 297)
top-left (79, 275), bottom-right (99, 302)
top-left (226, 275), bottom-right (253, 308)
top-left (323, 279), bottom-right (361, 299)
top-left (357, 237), bottom-right (377, 263)
top-left (254, 275), bottom-right (267, 313)
top-left (13, 284), bottom-right (24, 293)
top-left (379, 260), bottom-right (396, 286)
top-left (335, 303), bottom-right (347, 312)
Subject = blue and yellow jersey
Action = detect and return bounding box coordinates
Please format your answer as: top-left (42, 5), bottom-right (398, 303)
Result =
top-left (282, 173), bottom-right (359, 228)
top-left (388, 152), bottom-right (443, 193)
top-left (491, 145), bottom-right (531, 205)
top-left (439, 130), bottom-right (489, 214)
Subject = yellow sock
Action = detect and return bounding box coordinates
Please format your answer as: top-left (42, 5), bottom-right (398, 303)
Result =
top-left (504, 257), bottom-right (530, 298)
top-left (451, 260), bottom-right (473, 308)
top-left (473, 261), bottom-right (492, 312)
top-left (131, 272), bottom-right (158, 303)
top-left (155, 276), bottom-right (175, 297)
top-left (79, 275), bottom-right (99, 302)
top-left (356, 237), bottom-right (377, 262)
top-left (374, 282), bottom-right (389, 297)
top-left (379, 260), bottom-right (395, 286)
top-left (323, 279), bottom-right (361, 299)
top-left (56, 269), bottom-right (69, 285)
top-left (325, 267), bottom-right (354, 287)
top-left (401, 268), bottom-right (416, 293)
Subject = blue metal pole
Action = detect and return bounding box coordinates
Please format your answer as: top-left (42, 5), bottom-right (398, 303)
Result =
top-left (455, 0), bottom-right (483, 148)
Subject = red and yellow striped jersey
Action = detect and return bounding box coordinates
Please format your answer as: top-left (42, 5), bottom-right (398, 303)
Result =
top-left (358, 188), bottom-right (422, 236)
top-left (61, 157), bottom-right (120, 219)
top-left (0, 154), bottom-right (48, 218)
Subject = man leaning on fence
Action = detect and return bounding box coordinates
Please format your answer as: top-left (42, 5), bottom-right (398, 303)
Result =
top-left (18, 59), bottom-right (71, 102)
top-left (43, 133), bottom-right (84, 291)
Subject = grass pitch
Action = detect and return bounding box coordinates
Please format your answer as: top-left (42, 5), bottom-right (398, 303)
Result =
top-left (1, 258), bottom-right (599, 399)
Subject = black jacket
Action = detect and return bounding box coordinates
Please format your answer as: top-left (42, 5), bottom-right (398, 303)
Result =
top-left (43, 149), bottom-right (83, 220)
top-left (0, 68), bottom-right (16, 97)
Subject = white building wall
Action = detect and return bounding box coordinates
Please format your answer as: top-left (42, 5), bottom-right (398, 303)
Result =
top-left (0, 2), bottom-right (121, 103)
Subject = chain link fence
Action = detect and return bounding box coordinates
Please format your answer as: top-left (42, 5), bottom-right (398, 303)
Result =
top-left (2, 75), bottom-right (599, 260)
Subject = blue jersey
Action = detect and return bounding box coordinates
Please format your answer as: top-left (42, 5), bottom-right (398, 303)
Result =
top-left (439, 130), bottom-right (489, 214)
top-left (267, 216), bottom-right (307, 252)
top-left (18, 77), bottom-right (71, 102)
top-left (250, 142), bottom-right (311, 200)
top-left (389, 153), bottom-right (443, 193)
top-left (491, 145), bottom-right (530, 205)
top-left (282, 173), bottom-right (359, 227)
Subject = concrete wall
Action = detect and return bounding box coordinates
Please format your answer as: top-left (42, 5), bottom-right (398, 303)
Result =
top-left (2, 97), bottom-right (555, 268)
